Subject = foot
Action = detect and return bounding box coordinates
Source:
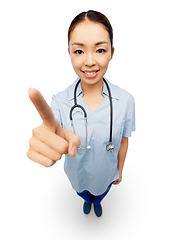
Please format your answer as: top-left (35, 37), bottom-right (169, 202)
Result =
top-left (94, 204), bottom-right (102, 217)
top-left (83, 202), bottom-right (92, 215)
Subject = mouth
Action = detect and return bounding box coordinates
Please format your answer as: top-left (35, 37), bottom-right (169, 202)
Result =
top-left (81, 70), bottom-right (100, 78)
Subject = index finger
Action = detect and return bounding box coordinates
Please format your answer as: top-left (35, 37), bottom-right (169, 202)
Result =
top-left (28, 88), bottom-right (55, 128)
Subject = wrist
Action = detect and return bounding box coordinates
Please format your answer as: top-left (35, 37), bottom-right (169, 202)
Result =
top-left (118, 169), bottom-right (123, 175)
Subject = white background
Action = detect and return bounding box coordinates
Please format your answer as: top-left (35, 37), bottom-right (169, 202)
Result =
top-left (0, 0), bottom-right (172, 239)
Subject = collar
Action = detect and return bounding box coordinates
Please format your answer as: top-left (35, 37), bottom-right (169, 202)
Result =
top-left (67, 77), bottom-right (120, 101)
top-left (68, 78), bottom-right (83, 101)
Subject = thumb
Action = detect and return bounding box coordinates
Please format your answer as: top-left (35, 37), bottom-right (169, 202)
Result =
top-left (63, 129), bottom-right (81, 157)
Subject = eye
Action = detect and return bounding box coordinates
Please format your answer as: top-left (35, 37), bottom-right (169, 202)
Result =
top-left (74, 50), bottom-right (84, 54)
top-left (96, 49), bottom-right (106, 53)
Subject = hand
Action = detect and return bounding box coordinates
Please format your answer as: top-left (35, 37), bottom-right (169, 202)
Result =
top-left (27, 88), bottom-right (81, 167)
top-left (113, 172), bottom-right (122, 185)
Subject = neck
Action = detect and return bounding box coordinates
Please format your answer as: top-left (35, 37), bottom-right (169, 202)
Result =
top-left (81, 79), bottom-right (104, 97)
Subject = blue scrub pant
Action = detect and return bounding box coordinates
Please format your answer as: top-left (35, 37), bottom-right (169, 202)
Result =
top-left (76, 182), bottom-right (113, 207)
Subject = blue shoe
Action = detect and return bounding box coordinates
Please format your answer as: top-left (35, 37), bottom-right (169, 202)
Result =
top-left (83, 202), bottom-right (92, 215)
top-left (94, 204), bottom-right (102, 217)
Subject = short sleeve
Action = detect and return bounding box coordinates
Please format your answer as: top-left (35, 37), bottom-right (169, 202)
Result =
top-left (123, 94), bottom-right (135, 137)
top-left (50, 94), bottom-right (63, 127)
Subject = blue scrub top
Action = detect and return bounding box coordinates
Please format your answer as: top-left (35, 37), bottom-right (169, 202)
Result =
top-left (51, 78), bottom-right (135, 195)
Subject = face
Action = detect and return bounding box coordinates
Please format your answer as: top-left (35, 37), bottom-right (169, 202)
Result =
top-left (69, 20), bottom-right (114, 86)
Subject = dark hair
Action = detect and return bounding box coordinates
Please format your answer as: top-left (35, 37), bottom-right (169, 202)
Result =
top-left (68, 10), bottom-right (113, 53)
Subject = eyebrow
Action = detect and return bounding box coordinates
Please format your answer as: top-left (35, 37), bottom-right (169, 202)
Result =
top-left (95, 41), bottom-right (108, 46)
top-left (72, 42), bottom-right (84, 46)
top-left (72, 41), bottom-right (108, 46)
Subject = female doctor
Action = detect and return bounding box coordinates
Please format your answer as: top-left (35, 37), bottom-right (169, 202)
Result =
top-left (27, 10), bottom-right (135, 217)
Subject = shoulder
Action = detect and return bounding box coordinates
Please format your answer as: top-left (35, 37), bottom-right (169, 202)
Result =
top-left (106, 79), bottom-right (135, 104)
top-left (51, 78), bottom-right (79, 102)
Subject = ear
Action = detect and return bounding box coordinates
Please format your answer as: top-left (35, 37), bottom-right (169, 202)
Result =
top-left (111, 47), bottom-right (115, 59)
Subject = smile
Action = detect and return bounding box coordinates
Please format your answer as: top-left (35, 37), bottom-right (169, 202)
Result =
top-left (81, 70), bottom-right (99, 78)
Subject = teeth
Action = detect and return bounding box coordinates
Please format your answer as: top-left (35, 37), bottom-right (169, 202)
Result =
top-left (84, 71), bottom-right (96, 75)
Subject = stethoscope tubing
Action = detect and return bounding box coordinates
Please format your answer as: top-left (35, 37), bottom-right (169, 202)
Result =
top-left (69, 78), bottom-right (114, 151)
top-left (103, 78), bottom-right (113, 144)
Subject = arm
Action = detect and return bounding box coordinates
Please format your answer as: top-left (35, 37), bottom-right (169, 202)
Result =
top-left (113, 136), bottom-right (128, 185)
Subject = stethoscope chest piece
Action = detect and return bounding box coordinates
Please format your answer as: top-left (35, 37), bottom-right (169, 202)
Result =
top-left (106, 143), bottom-right (115, 152)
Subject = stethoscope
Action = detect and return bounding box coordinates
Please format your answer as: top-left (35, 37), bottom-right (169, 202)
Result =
top-left (69, 78), bottom-right (114, 152)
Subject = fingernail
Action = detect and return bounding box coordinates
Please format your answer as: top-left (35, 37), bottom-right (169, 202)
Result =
top-left (72, 146), bottom-right (77, 156)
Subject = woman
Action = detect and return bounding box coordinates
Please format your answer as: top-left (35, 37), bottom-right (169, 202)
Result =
top-left (27, 10), bottom-right (135, 217)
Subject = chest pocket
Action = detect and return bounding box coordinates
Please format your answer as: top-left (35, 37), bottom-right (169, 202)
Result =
top-left (112, 120), bottom-right (125, 151)
top-left (91, 119), bottom-right (125, 153)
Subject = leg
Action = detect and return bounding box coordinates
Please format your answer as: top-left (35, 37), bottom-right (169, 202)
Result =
top-left (92, 182), bottom-right (113, 217)
top-left (77, 190), bottom-right (93, 215)
top-left (93, 182), bottom-right (113, 207)
top-left (77, 190), bottom-right (93, 204)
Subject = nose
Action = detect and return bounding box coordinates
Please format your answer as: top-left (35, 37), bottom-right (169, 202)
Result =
top-left (84, 53), bottom-right (96, 67)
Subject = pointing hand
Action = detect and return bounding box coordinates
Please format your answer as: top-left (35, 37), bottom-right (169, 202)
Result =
top-left (27, 88), bottom-right (81, 167)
